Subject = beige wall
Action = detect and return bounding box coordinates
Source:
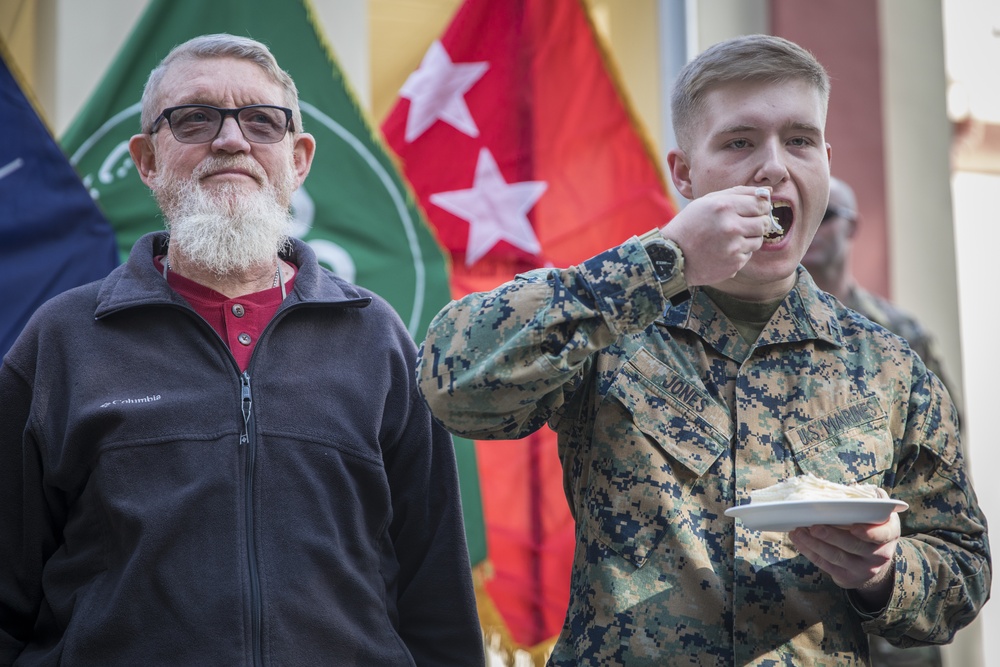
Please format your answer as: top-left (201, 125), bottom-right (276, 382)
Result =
top-left (0, 0), bottom-right (38, 83)
top-left (1, 0), bottom-right (370, 135)
top-left (369, 0), bottom-right (460, 122)
top-left (2, 0), bottom-right (664, 147)
top-left (586, 0), bottom-right (663, 152)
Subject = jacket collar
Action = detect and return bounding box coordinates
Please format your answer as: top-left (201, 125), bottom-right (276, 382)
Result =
top-left (95, 232), bottom-right (371, 319)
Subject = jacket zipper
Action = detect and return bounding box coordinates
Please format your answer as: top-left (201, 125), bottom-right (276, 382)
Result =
top-left (241, 371), bottom-right (263, 667)
top-left (124, 296), bottom-right (369, 665)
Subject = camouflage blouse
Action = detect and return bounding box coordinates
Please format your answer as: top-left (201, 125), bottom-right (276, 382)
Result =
top-left (417, 237), bottom-right (990, 666)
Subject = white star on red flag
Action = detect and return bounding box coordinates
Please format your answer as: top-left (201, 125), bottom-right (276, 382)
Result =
top-left (399, 40), bottom-right (489, 142)
top-left (429, 148), bottom-right (547, 266)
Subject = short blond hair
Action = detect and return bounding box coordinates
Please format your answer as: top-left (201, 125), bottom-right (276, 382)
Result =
top-left (671, 34), bottom-right (829, 150)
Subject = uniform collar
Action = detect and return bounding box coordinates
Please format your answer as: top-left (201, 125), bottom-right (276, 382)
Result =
top-left (661, 266), bottom-right (843, 362)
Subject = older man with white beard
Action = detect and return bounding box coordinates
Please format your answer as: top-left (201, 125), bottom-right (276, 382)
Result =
top-left (0, 34), bottom-right (484, 666)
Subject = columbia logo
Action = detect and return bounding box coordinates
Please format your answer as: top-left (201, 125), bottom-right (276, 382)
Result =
top-left (100, 395), bottom-right (162, 408)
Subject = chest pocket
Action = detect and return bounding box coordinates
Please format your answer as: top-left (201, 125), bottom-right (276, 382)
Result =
top-left (590, 348), bottom-right (733, 568)
top-left (785, 395), bottom-right (893, 484)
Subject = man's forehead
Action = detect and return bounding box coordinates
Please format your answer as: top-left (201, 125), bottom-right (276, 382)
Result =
top-left (702, 75), bottom-right (825, 100)
top-left (158, 57), bottom-right (282, 105)
top-left (698, 79), bottom-right (827, 131)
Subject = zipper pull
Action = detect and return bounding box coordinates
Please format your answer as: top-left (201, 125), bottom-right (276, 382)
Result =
top-left (241, 372), bottom-right (252, 445)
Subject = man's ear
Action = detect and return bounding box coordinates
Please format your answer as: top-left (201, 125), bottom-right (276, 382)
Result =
top-left (292, 132), bottom-right (316, 187)
top-left (667, 148), bottom-right (694, 200)
top-left (128, 134), bottom-right (158, 186)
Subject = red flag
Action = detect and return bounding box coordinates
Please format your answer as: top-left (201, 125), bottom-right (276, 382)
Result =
top-left (382, 0), bottom-right (676, 657)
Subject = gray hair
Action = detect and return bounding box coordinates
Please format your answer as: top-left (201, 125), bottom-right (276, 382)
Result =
top-left (140, 33), bottom-right (303, 135)
top-left (671, 34), bottom-right (830, 151)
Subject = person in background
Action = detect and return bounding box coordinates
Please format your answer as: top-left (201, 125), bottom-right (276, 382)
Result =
top-left (803, 175), bottom-right (959, 411)
top-left (0, 34), bottom-right (483, 666)
top-left (416, 34), bottom-right (990, 665)
top-left (803, 175), bottom-right (958, 667)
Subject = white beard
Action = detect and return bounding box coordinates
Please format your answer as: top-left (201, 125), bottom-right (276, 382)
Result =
top-left (152, 155), bottom-right (298, 276)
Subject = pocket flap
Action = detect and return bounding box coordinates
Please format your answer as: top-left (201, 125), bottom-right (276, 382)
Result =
top-left (609, 348), bottom-right (733, 477)
top-left (785, 395), bottom-right (892, 483)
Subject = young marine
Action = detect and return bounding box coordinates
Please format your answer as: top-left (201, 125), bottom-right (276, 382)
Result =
top-left (416, 34), bottom-right (990, 665)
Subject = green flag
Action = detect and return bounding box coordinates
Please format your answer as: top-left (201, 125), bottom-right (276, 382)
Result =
top-left (60, 0), bottom-right (485, 567)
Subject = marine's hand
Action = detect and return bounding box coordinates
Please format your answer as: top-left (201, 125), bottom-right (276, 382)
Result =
top-left (659, 186), bottom-right (775, 286)
top-left (789, 510), bottom-right (901, 610)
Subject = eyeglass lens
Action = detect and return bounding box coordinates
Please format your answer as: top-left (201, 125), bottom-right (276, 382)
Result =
top-left (165, 105), bottom-right (290, 144)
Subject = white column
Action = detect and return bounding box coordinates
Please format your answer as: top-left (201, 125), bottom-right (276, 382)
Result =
top-left (880, 2), bottom-right (983, 664)
top-left (878, 0), bottom-right (964, 400)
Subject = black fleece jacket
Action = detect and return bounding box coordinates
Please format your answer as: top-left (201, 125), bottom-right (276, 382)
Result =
top-left (0, 232), bottom-right (483, 666)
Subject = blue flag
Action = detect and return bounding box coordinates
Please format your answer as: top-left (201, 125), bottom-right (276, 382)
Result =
top-left (0, 47), bottom-right (119, 357)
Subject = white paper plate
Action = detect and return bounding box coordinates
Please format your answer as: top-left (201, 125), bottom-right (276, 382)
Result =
top-left (724, 498), bottom-right (909, 532)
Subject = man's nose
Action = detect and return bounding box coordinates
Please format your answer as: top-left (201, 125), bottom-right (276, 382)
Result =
top-left (212, 116), bottom-right (250, 151)
top-left (754, 140), bottom-right (789, 185)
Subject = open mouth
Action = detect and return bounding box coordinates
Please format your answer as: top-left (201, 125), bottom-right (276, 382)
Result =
top-left (764, 201), bottom-right (792, 244)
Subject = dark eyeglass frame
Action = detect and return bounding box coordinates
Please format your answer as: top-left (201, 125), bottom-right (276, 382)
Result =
top-left (149, 104), bottom-right (295, 144)
top-left (822, 204), bottom-right (857, 224)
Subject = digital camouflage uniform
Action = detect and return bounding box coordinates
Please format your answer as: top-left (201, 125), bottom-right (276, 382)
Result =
top-left (845, 287), bottom-right (941, 380)
top-left (845, 286), bottom-right (958, 419)
top-left (844, 285), bottom-right (953, 667)
top-left (417, 237), bottom-right (990, 666)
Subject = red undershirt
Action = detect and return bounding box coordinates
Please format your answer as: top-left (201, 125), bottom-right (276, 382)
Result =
top-left (155, 256), bottom-right (296, 372)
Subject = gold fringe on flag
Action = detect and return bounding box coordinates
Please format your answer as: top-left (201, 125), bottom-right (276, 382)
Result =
top-left (474, 564), bottom-right (558, 667)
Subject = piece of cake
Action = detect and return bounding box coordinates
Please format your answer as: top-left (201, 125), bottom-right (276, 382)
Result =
top-left (751, 472), bottom-right (882, 503)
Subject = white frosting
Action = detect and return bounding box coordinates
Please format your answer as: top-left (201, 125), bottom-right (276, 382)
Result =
top-left (751, 473), bottom-right (881, 503)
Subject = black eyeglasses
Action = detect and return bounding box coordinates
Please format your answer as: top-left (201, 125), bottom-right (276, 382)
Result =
top-left (150, 104), bottom-right (294, 144)
top-left (822, 205), bottom-right (857, 224)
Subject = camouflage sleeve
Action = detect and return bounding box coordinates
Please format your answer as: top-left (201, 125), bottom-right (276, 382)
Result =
top-left (416, 238), bottom-right (668, 440)
top-left (858, 368), bottom-right (991, 646)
